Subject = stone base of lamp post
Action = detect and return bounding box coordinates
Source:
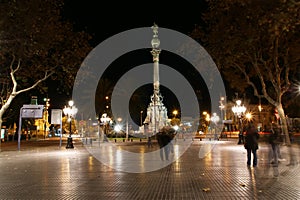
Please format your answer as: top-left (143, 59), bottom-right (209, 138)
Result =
top-left (66, 137), bottom-right (74, 149)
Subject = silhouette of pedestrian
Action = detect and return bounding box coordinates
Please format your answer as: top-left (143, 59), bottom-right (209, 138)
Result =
top-left (147, 136), bottom-right (153, 148)
top-left (156, 131), bottom-right (172, 160)
top-left (269, 123), bottom-right (285, 166)
top-left (244, 123), bottom-right (259, 167)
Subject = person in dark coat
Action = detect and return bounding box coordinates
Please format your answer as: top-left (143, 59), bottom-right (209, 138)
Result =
top-left (268, 123), bottom-right (284, 166)
top-left (156, 130), bottom-right (173, 161)
top-left (244, 123), bottom-right (260, 167)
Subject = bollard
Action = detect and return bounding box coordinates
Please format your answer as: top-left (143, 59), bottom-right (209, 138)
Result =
top-left (115, 139), bottom-right (117, 143)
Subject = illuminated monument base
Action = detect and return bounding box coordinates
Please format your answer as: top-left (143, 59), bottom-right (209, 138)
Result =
top-left (144, 93), bottom-right (169, 135)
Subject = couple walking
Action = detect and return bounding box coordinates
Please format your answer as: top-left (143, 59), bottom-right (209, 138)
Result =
top-left (244, 122), bottom-right (285, 167)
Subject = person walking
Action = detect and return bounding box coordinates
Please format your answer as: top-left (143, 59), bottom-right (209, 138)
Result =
top-left (244, 123), bottom-right (260, 167)
top-left (156, 131), bottom-right (172, 161)
top-left (147, 136), bottom-right (153, 148)
top-left (269, 123), bottom-right (285, 166)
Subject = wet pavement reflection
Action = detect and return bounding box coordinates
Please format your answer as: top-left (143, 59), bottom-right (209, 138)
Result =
top-left (0, 139), bottom-right (299, 199)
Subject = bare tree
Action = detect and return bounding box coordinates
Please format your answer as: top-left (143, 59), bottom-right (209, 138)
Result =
top-left (191, 0), bottom-right (300, 145)
top-left (0, 0), bottom-right (92, 141)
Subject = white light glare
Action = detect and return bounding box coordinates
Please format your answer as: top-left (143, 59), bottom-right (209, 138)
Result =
top-left (114, 124), bottom-right (122, 132)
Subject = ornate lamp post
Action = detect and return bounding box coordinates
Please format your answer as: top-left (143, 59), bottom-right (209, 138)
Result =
top-left (232, 100), bottom-right (246, 144)
top-left (63, 100), bottom-right (78, 149)
top-left (43, 98), bottom-right (50, 139)
top-left (202, 111), bottom-right (210, 134)
top-left (211, 113), bottom-right (220, 140)
top-left (219, 96), bottom-right (225, 121)
top-left (100, 113), bottom-right (112, 138)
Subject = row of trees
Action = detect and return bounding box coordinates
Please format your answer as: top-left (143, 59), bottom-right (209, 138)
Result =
top-left (0, 0), bottom-right (92, 132)
top-left (190, 0), bottom-right (299, 145)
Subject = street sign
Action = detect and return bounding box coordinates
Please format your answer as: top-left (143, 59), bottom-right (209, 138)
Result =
top-left (50, 109), bottom-right (63, 148)
top-left (51, 109), bottom-right (62, 124)
top-left (18, 104), bottom-right (44, 151)
top-left (21, 105), bottom-right (44, 118)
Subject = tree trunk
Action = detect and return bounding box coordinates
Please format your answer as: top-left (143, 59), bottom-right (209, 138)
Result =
top-left (0, 114), bottom-right (3, 152)
top-left (0, 93), bottom-right (17, 151)
top-left (277, 104), bottom-right (291, 146)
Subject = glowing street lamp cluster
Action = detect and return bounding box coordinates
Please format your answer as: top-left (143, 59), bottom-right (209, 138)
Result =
top-left (232, 100), bottom-right (246, 145)
top-left (63, 100), bottom-right (78, 149)
top-left (231, 100), bottom-right (246, 117)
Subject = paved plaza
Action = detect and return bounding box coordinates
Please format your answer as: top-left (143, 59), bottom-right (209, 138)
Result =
top-left (0, 138), bottom-right (299, 200)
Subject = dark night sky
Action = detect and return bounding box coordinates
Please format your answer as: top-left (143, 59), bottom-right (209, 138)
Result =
top-left (63, 0), bottom-right (207, 45)
top-left (57, 0), bottom-right (211, 123)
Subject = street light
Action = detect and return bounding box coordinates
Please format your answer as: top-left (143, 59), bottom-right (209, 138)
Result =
top-left (63, 100), bottom-right (78, 149)
top-left (219, 96), bottom-right (225, 121)
top-left (211, 113), bottom-right (220, 140)
top-left (211, 113), bottom-right (220, 124)
top-left (232, 100), bottom-right (246, 144)
top-left (202, 111), bottom-right (210, 133)
top-left (43, 98), bottom-right (50, 139)
top-left (100, 113), bottom-right (112, 138)
top-left (245, 112), bottom-right (252, 121)
top-left (172, 110), bottom-right (178, 118)
top-left (203, 112), bottom-right (210, 122)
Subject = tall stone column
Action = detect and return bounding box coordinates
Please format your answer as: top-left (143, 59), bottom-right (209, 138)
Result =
top-left (151, 23), bottom-right (161, 97)
top-left (143, 23), bottom-right (169, 135)
top-left (151, 24), bottom-right (161, 134)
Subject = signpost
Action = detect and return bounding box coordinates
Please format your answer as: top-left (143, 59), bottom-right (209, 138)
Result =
top-left (51, 109), bottom-right (63, 148)
top-left (18, 105), bottom-right (44, 151)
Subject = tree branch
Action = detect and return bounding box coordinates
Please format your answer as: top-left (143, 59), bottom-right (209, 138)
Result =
top-left (15, 70), bottom-right (54, 95)
top-left (233, 61), bottom-right (261, 98)
top-left (282, 48), bottom-right (291, 94)
top-left (10, 56), bottom-right (20, 97)
top-left (273, 34), bottom-right (282, 98)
